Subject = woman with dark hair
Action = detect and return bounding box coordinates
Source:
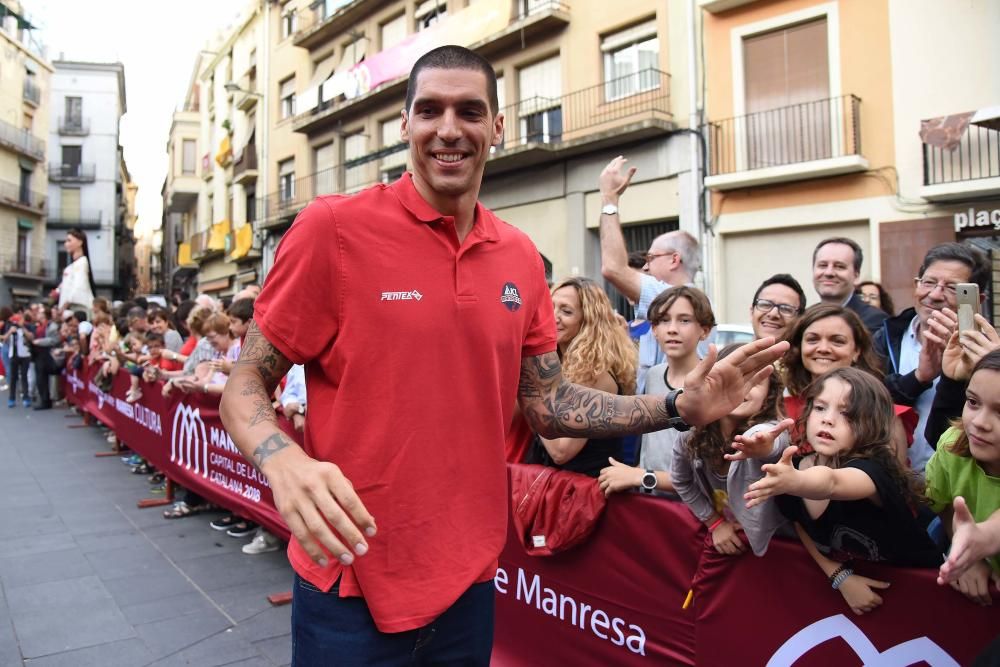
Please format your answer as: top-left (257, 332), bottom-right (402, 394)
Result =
top-left (856, 281), bottom-right (895, 316)
top-left (781, 304), bottom-right (915, 463)
top-left (55, 228), bottom-right (96, 312)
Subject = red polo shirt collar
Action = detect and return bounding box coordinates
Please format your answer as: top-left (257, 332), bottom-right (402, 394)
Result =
top-left (390, 171), bottom-right (499, 244)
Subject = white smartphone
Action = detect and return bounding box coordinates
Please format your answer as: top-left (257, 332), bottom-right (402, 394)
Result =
top-left (955, 283), bottom-right (979, 333)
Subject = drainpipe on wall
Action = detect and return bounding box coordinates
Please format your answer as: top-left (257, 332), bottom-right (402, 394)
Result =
top-left (686, 0), bottom-right (711, 299)
top-left (259, 0), bottom-right (271, 278)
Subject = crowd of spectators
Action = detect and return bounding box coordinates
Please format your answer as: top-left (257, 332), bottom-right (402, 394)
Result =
top-left (510, 157), bottom-right (1000, 622)
top-left (0, 284), bottom-right (299, 557)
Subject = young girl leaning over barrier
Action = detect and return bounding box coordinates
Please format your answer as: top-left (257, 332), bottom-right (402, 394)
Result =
top-left (671, 344), bottom-right (792, 558)
top-left (925, 349), bottom-right (1000, 607)
top-left (745, 367), bottom-right (942, 616)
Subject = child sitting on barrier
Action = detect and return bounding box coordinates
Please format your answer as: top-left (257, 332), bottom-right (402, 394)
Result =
top-left (598, 286), bottom-right (714, 497)
top-left (745, 367), bottom-right (942, 615)
top-left (122, 331), bottom-right (147, 403)
top-left (670, 344), bottom-right (790, 557)
top-left (925, 350), bottom-right (1000, 607)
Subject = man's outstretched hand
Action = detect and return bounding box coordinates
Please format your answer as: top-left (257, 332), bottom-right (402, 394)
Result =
top-left (675, 337), bottom-right (789, 427)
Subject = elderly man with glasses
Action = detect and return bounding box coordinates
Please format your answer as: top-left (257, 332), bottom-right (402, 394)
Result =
top-left (873, 242), bottom-right (989, 473)
top-left (598, 156), bottom-right (710, 390)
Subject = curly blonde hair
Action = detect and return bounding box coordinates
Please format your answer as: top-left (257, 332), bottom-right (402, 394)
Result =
top-left (553, 277), bottom-right (637, 395)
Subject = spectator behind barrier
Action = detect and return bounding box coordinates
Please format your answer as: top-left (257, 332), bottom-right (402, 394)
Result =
top-left (925, 349), bottom-right (1000, 606)
top-left (750, 274), bottom-right (806, 342)
top-left (669, 344), bottom-right (790, 557)
top-left (598, 286), bottom-right (714, 496)
top-left (856, 281), bottom-right (895, 316)
top-left (148, 308), bottom-right (183, 353)
top-left (226, 298), bottom-right (254, 342)
top-left (747, 367), bottom-right (942, 616)
top-left (527, 277), bottom-right (637, 477)
top-left (872, 242), bottom-right (989, 474)
top-left (781, 304), bottom-right (912, 463)
top-left (812, 237), bottom-right (887, 334)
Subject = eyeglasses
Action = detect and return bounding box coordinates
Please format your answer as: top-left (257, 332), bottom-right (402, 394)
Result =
top-left (644, 250), bottom-right (677, 264)
top-left (753, 299), bottom-right (799, 317)
top-left (913, 277), bottom-right (958, 295)
top-left (857, 293), bottom-right (879, 304)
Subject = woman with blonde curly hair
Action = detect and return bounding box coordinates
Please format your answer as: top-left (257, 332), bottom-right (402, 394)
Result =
top-left (529, 277), bottom-right (637, 477)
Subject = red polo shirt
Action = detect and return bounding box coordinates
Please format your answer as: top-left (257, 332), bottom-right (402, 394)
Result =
top-left (254, 173), bottom-right (556, 632)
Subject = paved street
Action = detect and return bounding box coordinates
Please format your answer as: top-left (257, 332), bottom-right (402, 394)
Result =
top-left (0, 402), bottom-right (294, 666)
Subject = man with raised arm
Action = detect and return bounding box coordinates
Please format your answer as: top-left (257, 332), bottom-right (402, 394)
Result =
top-left (221, 45), bottom-right (787, 665)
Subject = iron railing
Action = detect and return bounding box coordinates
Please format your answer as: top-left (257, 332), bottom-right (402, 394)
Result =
top-left (496, 68), bottom-right (671, 150)
top-left (0, 118), bottom-right (45, 160)
top-left (923, 121), bottom-right (1000, 185)
top-left (49, 163), bottom-right (96, 182)
top-left (0, 179), bottom-right (45, 211)
top-left (58, 116), bottom-right (90, 136)
top-left (706, 94), bottom-right (862, 176)
top-left (23, 79), bottom-right (40, 105)
top-left (0, 256), bottom-right (47, 277)
top-left (512, 0), bottom-right (569, 20)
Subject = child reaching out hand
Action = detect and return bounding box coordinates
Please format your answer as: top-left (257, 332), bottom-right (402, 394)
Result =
top-left (745, 367), bottom-right (942, 615)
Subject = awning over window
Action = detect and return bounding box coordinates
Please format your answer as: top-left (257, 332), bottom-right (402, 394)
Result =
top-left (177, 242), bottom-right (195, 267)
top-left (17, 218), bottom-right (34, 230)
top-left (199, 277), bottom-right (231, 293)
top-left (10, 288), bottom-right (41, 298)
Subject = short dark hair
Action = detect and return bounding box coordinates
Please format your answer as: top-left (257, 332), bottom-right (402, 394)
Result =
top-left (134, 296), bottom-right (149, 310)
top-left (127, 307), bottom-right (146, 322)
top-left (752, 274), bottom-right (807, 314)
top-left (918, 242), bottom-right (990, 291)
top-left (646, 286), bottom-right (716, 329)
top-left (144, 331), bottom-right (165, 346)
top-left (813, 237), bottom-right (863, 273)
top-left (227, 298), bottom-right (254, 322)
top-left (73, 310), bottom-right (88, 323)
top-left (406, 45), bottom-right (498, 116)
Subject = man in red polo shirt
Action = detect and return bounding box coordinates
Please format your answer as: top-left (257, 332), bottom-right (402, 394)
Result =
top-left (221, 46), bottom-right (787, 664)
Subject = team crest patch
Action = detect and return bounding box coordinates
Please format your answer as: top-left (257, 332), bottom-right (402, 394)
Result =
top-left (500, 282), bottom-right (522, 311)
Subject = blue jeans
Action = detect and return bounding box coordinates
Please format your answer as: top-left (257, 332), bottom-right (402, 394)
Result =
top-left (291, 575), bottom-right (494, 666)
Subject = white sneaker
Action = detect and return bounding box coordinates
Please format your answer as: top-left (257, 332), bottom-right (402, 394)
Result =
top-left (242, 530), bottom-right (281, 555)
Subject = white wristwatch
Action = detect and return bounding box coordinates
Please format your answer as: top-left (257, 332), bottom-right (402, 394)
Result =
top-left (601, 203), bottom-right (619, 216)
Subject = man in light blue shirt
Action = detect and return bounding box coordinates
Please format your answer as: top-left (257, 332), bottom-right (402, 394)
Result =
top-left (597, 156), bottom-right (711, 391)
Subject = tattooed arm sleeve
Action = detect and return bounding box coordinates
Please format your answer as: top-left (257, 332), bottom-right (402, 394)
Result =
top-left (517, 351), bottom-right (672, 438)
top-left (220, 322), bottom-right (298, 470)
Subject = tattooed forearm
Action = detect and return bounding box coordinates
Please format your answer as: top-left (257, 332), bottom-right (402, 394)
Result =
top-left (518, 352), bottom-right (671, 438)
top-left (249, 396), bottom-right (278, 428)
top-left (252, 433), bottom-right (291, 469)
top-left (235, 322), bottom-right (291, 390)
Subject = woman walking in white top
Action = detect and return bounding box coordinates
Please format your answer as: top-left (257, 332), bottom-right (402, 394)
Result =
top-left (54, 228), bottom-right (95, 313)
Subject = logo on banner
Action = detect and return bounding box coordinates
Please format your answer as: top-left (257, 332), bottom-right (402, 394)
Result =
top-left (67, 371), bottom-right (83, 394)
top-left (768, 614), bottom-right (959, 667)
top-left (171, 404), bottom-right (209, 477)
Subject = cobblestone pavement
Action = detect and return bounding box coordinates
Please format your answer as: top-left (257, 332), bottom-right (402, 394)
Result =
top-left (0, 401), bottom-right (293, 666)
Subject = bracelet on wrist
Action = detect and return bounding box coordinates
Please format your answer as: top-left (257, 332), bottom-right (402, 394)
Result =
top-left (827, 561), bottom-right (854, 585)
top-left (708, 517), bottom-right (725, 532)
top-left (831, 568), bottom-right (854, 590)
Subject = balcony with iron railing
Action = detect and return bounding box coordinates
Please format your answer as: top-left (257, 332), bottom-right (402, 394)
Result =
top-left (920, 118), bottom-right (1000, 201)
top-left (0, 256), bottom-right (47, 280)
top-left (58, 116), bottom-right (90, 136)
top-left (293, 0), bottom-right (381, 50)
top-left (0, 179), bottom-right (45, 213)
top-left (704, 94), bottom-right (868, 190)
top-left (46, 209), bottom-right (103, 229)
top-left (23, 79), bottom-right (40, 106)
top-left (291, 0), bottom-right (570, 135)
top-left (49, 162), bottom-right (97, 183)
top-left (234, 144), bottom-right (259, 186)
top-left (0, 117), bottom-right (45, 160)
top-left (489, 68), bottom-right (672, 173)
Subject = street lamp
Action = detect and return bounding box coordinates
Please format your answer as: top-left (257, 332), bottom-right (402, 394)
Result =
top-left (224, 81), bottom-right (263, 97)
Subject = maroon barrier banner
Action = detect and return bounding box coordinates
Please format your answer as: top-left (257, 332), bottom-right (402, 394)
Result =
top-left (63, 365), bottom-right (1000, 664)
top-left (493, 494), bottom-right (704, 665)
top-left (65, 364), bottom-right (290, 540)
top-left (693, 534), bottom-right (1000, 666)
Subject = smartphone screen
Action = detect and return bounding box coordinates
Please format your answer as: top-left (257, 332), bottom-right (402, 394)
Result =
top-left (956, 283), bottom-right (979, 333)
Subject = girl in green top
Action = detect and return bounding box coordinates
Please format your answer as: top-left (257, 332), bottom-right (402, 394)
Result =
top-left (926, 349), bottom-right (1000, 607)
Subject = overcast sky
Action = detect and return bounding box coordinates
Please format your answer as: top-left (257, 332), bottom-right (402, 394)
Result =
top-left (26, 0), bottom-right (247, 240)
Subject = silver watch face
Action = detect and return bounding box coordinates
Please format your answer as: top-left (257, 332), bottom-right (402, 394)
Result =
top-left (642, 472), bottom-right (657, 490)
top-left (601, 204), bottom-right (618, 216)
